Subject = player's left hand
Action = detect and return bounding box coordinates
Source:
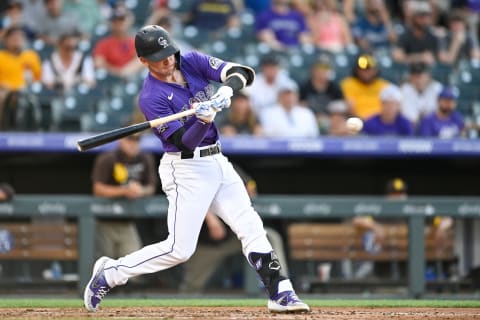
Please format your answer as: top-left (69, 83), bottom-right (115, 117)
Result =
top-left (194, 101), bottom-right (217, 123)
top-left (210, 86), bottom-right (233, 110)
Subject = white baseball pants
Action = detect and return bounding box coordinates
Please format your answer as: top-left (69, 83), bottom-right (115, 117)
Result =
top-left (104, 147), bottom-right (273, 287)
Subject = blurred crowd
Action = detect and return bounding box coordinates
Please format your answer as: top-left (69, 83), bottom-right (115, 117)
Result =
top-left (0, 0), bottom-right (480, 139)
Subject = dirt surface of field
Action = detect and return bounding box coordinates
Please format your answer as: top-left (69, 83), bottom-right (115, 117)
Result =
top-left (1, 307), bottom-right (480, 320)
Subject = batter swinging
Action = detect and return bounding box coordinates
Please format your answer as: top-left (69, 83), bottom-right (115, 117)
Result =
top-left (84, 25), bottom-right (310, 314)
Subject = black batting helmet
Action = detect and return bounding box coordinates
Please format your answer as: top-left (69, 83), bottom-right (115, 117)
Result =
top-left (135, 25), bottom-right (180, 67)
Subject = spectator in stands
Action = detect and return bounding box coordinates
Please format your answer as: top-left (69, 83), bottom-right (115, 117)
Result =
top-left (299, 54), bottom-right (344, 129)
top-left (0, 183), bottom-right (15, 202)
top-left (260, 79), bottom-right (319, 137)
top-left (92, 132), bottom-right (157, 260)
top-left (41, 32), bottom-right (96, 93)
top-left (326, 99), bottom-right (351, 136)
top-left (392, 1), bottom-right (440, 65)
top-left (18, 0), bottom-right (46, 39)
top-left (255, 0), bottom-right (312, 51)
top-left (340, 53), bottom-right (390, 120)
top-left (0, 0), bottom-right (33, 39)
top-left (63, 0), bottom-right (102, 37)
top-left (417, 85), bottom-right (465, 138)
top-left (34, 0), bottom-right (84, 46)
top-left (400, 61), bottom-right (442, 125)
top-left (246, 54), bottom-right (294, 115)
top-left (186, 0), bottom-right (240, 33)
top-left (217, 92), bottom-right (262, 136)
top-left (307, 0), bottom-right (353, 53)
top-left (362, 84), bottom-right (414, 136)
top-left (0, 26), bottom-right (42, 129)
top-left (179, 164), bottom-right (289, 294)
top-left (438, 9), bottom-right (480, 65)
top-left (351, 0), bottom-right (397, 53)
top-left (92, 7), bottom-right (144, 80)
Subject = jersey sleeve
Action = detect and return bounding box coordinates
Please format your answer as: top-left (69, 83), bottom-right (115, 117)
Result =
top-left (183, 51), bottom-right (227, 83)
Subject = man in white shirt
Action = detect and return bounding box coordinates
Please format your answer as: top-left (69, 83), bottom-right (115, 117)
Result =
top-left (400, 62), bottom-right (442, 124)
top-left (260, 79), bottom-right (319, 137)
top-left (246, 54), bottom-right (295, 115)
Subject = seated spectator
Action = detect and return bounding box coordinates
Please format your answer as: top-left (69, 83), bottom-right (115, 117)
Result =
top-left (34, 0), bottom-right (84, 46)
top-left (41, 32), bottom-right (96, 93)
top-left (259, 79), bottom-right (319, 137)
top-left (351, 0), bottom-right (397, 52)
top-left (92, 7), bottom-right (144, 80)
top-left (186, 0), bottom-right (240, 32)
top-left (392, 1), bottom-right (440, 65)
top-left (400, 62), bottom-right (442, 124)
top-left (0, 26), bottom-right (42, 129)
top-left (307, 0), bottom-right (353, 53)
top-left (326, 100), bottom-right (351, 136)
top-left (299, 54), bottom-right (344, 124)
top-left (63, 0), bottom-right (102, 37)
top-left (362, 84), bottom-right (414, 136)
top-left (246, 54), bottom-right (295, 114)
top-left (255, 0), bottom-right (312, 51)
top-left (438, 9), bottom-right (480, 65)
top-left (340, 53), bottom-right (390, 120)
top-left (417, 86), bottom-right (465, 138)
top-left (0, 0), bottom-right (33, 39)
top-left (217, 92), bottom-right (262, 136)
top-left (0, 183), bottom-right (15, 202)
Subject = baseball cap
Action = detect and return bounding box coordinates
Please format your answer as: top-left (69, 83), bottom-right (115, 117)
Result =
top-left (110, 7), bottom-right (130, 21)
top-left (260, 54), bottom-right (280, 66)
top-left (411, 1), bottom-right (432, 15)
top-left (385, 178), bottom-right (408, 195)
top-left (278, 79), bottom-right (298, 93)
top-left (438, 86), bottom-right (459, 100)
top-left (313, 54), bottom-right (331, 70)
top-left (380, 84), bottom-right (402, 102)
top-left (327, 100), bottom-right (348, 114)
top-left (409, 61), bottom-right (429, 74)
top-left (356, 54), bottom-right (377, 69)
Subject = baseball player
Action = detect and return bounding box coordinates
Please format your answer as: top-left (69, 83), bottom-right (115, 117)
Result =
top-left (84, 25), bottom-right (310, 313)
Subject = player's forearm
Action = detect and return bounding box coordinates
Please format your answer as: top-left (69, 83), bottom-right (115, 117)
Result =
top-left (181, 120), bottom-right (212, 151)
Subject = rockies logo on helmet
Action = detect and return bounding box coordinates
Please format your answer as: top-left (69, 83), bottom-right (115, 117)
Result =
top-left (158, 37), bottom-right (168, 48)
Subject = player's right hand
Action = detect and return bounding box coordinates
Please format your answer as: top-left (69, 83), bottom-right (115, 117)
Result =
top-left (194, 101), bottom-right (217, 123)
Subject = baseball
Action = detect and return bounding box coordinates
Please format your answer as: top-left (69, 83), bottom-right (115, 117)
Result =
top-left (346, 117), bottom-right (363, 133)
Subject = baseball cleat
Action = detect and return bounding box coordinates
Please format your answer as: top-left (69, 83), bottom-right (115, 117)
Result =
top-left (84, 256), bottom-right (111, 312)
top-left (268, 290), bottom-right (311, 313)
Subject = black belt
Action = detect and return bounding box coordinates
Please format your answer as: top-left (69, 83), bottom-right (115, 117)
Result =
top-left (181, 144), bottom-right (221, 159)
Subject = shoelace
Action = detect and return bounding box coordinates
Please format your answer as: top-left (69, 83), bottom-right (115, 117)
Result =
top-left (94, 286), bottom-right (110, 300)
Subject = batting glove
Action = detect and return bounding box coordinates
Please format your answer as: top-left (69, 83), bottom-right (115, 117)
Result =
top-left (194, 101), bottom-right (217, 123)
top-left (210, 86), bottom-right (233, 110)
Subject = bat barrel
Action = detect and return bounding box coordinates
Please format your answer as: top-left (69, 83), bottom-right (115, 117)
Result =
top-left (77, 122), bottom-right (151, 151)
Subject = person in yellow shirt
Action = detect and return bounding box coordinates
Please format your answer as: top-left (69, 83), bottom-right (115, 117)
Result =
top-left (0, 26), bottom-right (42, 129)
top-left (340, 54), bottom-right (390, 120)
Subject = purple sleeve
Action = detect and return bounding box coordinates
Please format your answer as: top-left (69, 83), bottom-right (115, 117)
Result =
top-left (401, 118), bottom-right (414, 136)
top-left (417, 118), bottom-right (432, 136)
top-left (181, 120), bottom-right (212, 150)
top-left (294, 11), bottom-right (308, 33)
top-left (184, 51), bottom-right (226, 83)
top-left (255, 10), bottom-right (269, 31)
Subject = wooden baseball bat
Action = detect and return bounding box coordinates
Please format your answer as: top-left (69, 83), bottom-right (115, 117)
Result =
top-left (77, 108), bottom-right (196, 152)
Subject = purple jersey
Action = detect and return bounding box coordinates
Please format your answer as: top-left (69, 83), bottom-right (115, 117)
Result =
top-left (138, 51), bottom-right (227, 152)
top-left (363, 114), bottom-right (414, 136)
top-left (417, 111), bottom-right (465, 138)
top-left (255, 9), bottom-right (308, 47)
